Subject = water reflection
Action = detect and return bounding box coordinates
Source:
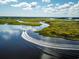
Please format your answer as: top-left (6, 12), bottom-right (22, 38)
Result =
top-left (0, 25), bottom-right (57, 59)
top-left (0, 24), bottom-right (78, 59)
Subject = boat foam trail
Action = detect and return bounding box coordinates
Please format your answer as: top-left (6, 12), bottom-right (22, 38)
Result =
top-left (21, 31), bottom-right (79, 50)
top-left (21, 22), bottom-right (79, 50)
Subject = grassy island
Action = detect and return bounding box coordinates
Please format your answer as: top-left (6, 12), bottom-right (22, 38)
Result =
top-left (0, 17), bottom-right (42, 26)
top-left (38, 19), bottom-right (79, 41)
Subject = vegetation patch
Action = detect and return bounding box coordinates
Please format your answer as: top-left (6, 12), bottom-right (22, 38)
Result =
top-left (0, 17), bottom-right (79, 41)
top-left (37, 20), bottom-right (79, 41)
top-left (0, 17), bottom-right (42, 26)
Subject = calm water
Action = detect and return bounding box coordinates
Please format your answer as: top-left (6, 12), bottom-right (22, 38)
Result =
top-left (0, 25), bottom-right (58, 59)
top-left (0, 24), bottom-right (79, 59)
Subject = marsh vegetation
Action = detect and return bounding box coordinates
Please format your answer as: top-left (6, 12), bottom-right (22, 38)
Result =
top-left (0, 17), bottom-right (79, 41)
top-left (38, 19), bottom-right (79, 41)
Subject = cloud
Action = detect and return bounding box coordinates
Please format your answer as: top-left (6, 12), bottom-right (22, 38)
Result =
top-left (42, 0), bottom-right (51, 3)
top-left (43, 7), bottom-right (56, 13)
top-left (11, 2), bottom-right (38, 10)
top-left (68, 2), bottom-right (74, 5)
top-left (68, 2), bottom-right (79, 16)
top-left (11, 2), bottom-right (31, 7)
top-left (0, 0), bottom-right (18, 4)
top-left (42, 2), bottom-right (79, 17)
top-left (47, 4), bottom-right (53, 7)
top-left (57, 3), bottom-right (71, 10)
top-left (31, 2), bottom-right (37, 8)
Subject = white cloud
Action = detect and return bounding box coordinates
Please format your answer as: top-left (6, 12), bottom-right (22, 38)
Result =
top-left (11, 2), bottom-right (30, 7)
top-left (31, 2), bottom-right (37, 8)
top-left (43, 7), bottom-right (56, 14)
top-left (68, 2), bottom-right (79, 16)
top-left (42, 2), bottom-right (79, 17)
top-left (47, 4), bottom-right (53, 7)
top-left (57, 3), bottom-right (71, 10)
top-left (0, 0), bottom-right (17, 4)
top-left (42, 0), bottom-right (51, 3)
top-left (11, 2), bottom-right (38, 10)
top-left (68, 2), bottom-right (74, 5)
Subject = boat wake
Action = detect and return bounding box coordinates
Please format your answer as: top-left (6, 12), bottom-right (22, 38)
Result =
top-left (21, 22), bottom-right (79, 50)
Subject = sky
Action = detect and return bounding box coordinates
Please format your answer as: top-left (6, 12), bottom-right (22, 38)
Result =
top-left (0, 0), bottom-right (79, 17)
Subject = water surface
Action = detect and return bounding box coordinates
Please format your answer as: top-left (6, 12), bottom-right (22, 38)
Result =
top-left (0, 24), bottom-right (58, 59)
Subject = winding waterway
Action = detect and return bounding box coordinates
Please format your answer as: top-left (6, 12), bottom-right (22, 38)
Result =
top-left (0, 23), bottom-right (57, 59)
top-left (0, 22), bottom-right (79, 59)
top-left (22, 22), bottom-right (79, 50)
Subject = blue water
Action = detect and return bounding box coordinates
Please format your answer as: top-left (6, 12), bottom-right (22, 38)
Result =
top-left (0, 25), bottom-right (40, 59)
top-left (0, 25), bottom-right (58, 59)
top-left (0, 24), bottom-right (78, 59)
